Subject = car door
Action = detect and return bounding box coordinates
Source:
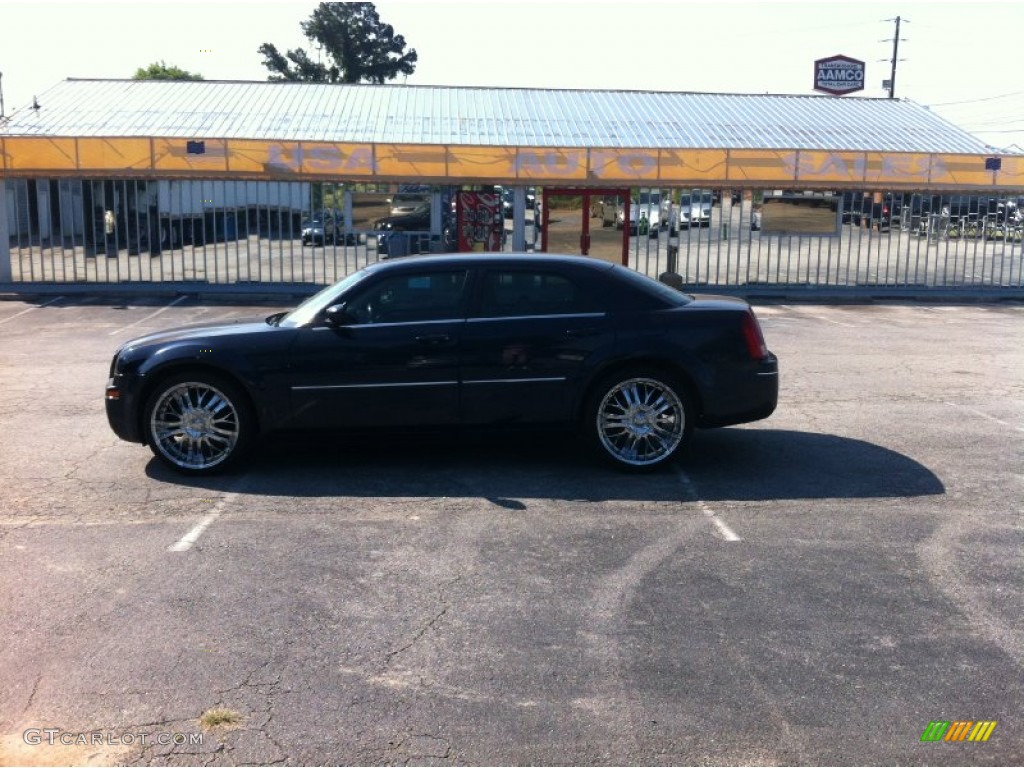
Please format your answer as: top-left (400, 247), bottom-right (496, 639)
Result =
top-left (288, 269), bottom-right (468, 429)
top-left (460, 266), bottom-right (614, 425)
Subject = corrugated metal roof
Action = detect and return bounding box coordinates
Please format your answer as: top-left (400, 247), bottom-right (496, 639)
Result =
top-left (0, 78), bottom-right (996, 155)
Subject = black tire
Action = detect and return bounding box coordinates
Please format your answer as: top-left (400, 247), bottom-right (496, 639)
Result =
top-left (585, 368), bottom-right (692, 471)
top-left (143, 371), bottom-right (256, 475)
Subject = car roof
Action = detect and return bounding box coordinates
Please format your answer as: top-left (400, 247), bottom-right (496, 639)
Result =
top-left (372, 252), bottom-right (619, 273)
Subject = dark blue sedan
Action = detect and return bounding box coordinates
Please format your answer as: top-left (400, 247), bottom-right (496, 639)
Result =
top-left (106, 254), bottom-right (778, 474)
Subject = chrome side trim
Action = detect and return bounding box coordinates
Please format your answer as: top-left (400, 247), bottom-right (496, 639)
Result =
top-left (292, 381), bottom-right (458, 391)
top-left (467, 312), bottom-right (606, 323)
top-left (462, 377), bottom-right (567, 385)
top-left (312, 318), bottom-right (463, 330)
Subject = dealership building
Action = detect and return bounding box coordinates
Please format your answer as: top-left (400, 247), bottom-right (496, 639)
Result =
top-left (1, 78), bottom-right (1022, 295)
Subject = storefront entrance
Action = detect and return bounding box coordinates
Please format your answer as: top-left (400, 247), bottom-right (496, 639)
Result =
top-left (540, 189), bottom-right (630, 265)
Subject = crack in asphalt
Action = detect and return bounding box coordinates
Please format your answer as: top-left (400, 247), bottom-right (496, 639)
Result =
top-left (20, 673), bottom-right (42, 720)
top-left (382, 575), bottom-right (463, 666)
top-left (384, 605), bottom-right (449, 665)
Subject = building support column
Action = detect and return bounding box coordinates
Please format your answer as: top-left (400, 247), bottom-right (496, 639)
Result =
top-left (512, 187), bottom-right (527, 252)
top-left (0, 180), bottom-right (11, 282)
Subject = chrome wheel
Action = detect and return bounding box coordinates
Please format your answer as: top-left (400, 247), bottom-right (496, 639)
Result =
top-left (149, 380), bottom-right (241, 471)
top-left (595, 376), bottom-right (685, 467)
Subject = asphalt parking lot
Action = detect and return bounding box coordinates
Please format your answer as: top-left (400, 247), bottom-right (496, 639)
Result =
top-left (0, 294), bottom-right (1021, 766)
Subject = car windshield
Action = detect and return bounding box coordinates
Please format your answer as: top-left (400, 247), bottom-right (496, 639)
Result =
top-left (393, 194), bottom-right (427, 205)
top-left (278, 267), bottom-right (376, 327)
top-left (680, 192), bottom-right (712, 206)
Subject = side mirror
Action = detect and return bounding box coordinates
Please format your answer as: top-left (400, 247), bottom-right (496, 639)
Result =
top-left (324, 303), bottom-right (357, 327)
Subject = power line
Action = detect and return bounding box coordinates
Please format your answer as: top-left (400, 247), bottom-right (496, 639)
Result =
top-left (928, 89), bottom-right (1024, 108)
top-left (954, 116), bottom-right (1024, 126)
top-left (967, 128), bottom-right (1024, 135)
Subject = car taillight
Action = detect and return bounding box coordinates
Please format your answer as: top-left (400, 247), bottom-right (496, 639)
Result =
top-left (741, 310), bottom-right (768, 360)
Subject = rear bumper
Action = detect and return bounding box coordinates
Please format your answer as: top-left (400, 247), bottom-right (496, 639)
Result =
top-left (697, 353), bottom-right (779, 428)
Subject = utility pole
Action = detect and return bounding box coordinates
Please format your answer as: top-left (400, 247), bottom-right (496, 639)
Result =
top-left (883, 16), bottom-right (908, 99)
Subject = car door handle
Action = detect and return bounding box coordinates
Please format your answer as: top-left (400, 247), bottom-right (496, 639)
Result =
top-left (564, 327), bottom-right (599, 338)
top-left (416, 333), bottom-right (453, 346)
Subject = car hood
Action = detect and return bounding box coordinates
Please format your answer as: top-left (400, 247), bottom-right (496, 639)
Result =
top-left (627, 204), bottom-right (661, 216)
top-left (118, 320), bottom-right (284, 353)
top-left (679, 203), bottom-right (711, 217)
top-left (378, 218), bottom-right (431, 231)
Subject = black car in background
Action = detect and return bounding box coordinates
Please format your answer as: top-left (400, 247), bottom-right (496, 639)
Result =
top-left (500, 187), bottom-right (537, 218)
top-left (301, 216), bottom-right (339, 246)
top-left (105, 254), bottom-right (779, 475)
top-left (373, 206), bottom-right (454, 256)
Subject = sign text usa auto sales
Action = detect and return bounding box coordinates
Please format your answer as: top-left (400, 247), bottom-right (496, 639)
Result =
top-left (814, 55), bottom-right (865, 96)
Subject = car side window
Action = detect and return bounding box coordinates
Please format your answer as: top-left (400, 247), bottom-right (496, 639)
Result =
top-left (476, 271), bottom-right (595, 318)
top-left (345, 270), bottom-right (467, 324)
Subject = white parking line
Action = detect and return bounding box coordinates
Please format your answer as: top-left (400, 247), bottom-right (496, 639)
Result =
top-left (676, 467), bottom-right (742, 542)
top-left (785, 305), bottom-right (857, 328)
top-left (945, 402), bottom-right (1024, 432)
top-left (0, 296), bottom-right (64, 326)
top-left (168, 492), bottom-right (238, 552)
top-left (108, 295), bottom-right (188, 336)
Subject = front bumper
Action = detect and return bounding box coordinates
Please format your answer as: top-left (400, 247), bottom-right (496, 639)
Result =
top-left (105, 373), bottom-right (145, 443)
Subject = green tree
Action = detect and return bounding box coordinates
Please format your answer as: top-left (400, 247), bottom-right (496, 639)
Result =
top-left (258, 2), bottom-right (417, 84)
top-left (132, 61), bottom-right (204, 81)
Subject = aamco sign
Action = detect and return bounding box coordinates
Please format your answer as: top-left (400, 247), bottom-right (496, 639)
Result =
top-left (814, 55), bottom-right (865, 95)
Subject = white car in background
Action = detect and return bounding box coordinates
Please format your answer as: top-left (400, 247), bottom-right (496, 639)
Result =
top-left (677, 190), bottom-right (713, 230)
top-left (616, 203), bottom-right (662, 236)
top-left (615, 189), bottom-right (668, 236)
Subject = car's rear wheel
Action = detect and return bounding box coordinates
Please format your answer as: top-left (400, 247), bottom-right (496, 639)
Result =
top-left (144, 372), bottom-right (255, 475)
top-left (586, 369), bottom-right (692, 471)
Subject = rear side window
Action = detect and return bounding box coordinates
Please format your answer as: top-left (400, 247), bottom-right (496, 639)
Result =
top-left (476, 270), bottom-right (597, 317)
top-left (607, 265), bottom-right (692, 309)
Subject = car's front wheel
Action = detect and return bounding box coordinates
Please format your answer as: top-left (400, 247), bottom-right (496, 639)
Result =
top-left (586, 369), bottom-right (692, 471)
top-left (143, 372), bottom-right (255, 475)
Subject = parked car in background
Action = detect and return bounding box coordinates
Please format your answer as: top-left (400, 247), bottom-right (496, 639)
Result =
top-left (105, 254), bottom-right (779, 475)
top-left (614, 189), bottom-right (668, 235)
top-left (593, 195), bottom-right (620, 228)
top-left (388, 193), bottom-right (430, 217)
top-left (375, 206), bottom-right (432, 257)
top-left (639, 189), bottom-right (671, 222)
top-left (677, 190), bottom-right (713, 230)
top-left (374, 206), bottom-right (456, 256)
top-left (301, 216), bottom-right (339, 246)
top-left (500, 187), bottom-right (537, 218)
top-left (617, 202), bottom-right (662, 236)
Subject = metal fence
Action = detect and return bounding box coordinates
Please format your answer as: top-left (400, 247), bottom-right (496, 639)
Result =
top-left (3, 178), bottom-right (1023, 294)
top-left (625, 191), bottom-right (1024, 293)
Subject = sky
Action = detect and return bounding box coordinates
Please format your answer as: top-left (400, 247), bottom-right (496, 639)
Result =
top-left (1, 0), bottom-right (1023, 151)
